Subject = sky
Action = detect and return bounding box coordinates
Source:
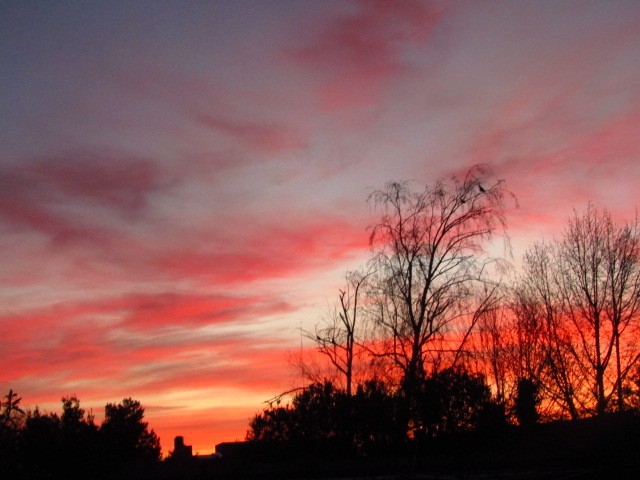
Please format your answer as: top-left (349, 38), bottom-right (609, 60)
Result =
top-left (1, 0), bottom-right (639, 455)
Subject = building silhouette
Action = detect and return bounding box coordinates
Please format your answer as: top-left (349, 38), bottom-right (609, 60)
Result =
top-left (172, 436), bottom-right (192, 460)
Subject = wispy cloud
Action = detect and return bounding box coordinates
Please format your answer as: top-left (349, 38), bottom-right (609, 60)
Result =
top-left (0, 152), bottom-right (173, 246)
top-left (197, 114), bottom-right (308, 154)
top-left (288, 0), bottom-right (446, 109)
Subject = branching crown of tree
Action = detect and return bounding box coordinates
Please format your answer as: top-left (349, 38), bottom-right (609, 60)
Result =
top-left (366, 165), bottom-right (514, 395)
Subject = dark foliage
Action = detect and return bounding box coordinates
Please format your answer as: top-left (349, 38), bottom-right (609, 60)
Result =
top-left (417, 367), bottom-right (500, 436)
top-left (236, 410), bottom-right (640, 480)
top-left (0, 389), bottom-right (25, 476)
top-left (0, 391), bottom-right (160, 479)
top-left (349, 380), bottom-right (405, 451)
top-left (0, 422), bottom-right (21, 476)
top-left (246, 404), bottom-right (297, 443)
top-left (248, 382), bottom-right (347, 443)
top-left (248, 370), bottom-right (504, 458)
top-left (248, 380), bottom-right (404, 457)
top-left (515, 377), bottom-right (540, 427)
top-left (101, 397), bottom-right (161, 464)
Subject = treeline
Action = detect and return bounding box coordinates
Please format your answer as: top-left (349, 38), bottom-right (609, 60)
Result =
top-left (245, 383), bottom-right (639, 477)
top-left (248, 165), bottom-right (640, 450)
top-left (0, 390), bottom-right (160, 478)
top-left (247, 371), bottom-right (509, 455)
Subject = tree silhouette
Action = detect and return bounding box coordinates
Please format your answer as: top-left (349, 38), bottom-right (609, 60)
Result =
top-left (349, 380), bottom-right (402, 451)
top-left (512, 241), bottom-right (584, 420)
top-left (417, 367), bottom-right (495, 436)
top-left (367, 165), bottom-right (513, 424)
top-left (559, 206), bottom-right (621, 415)
top-left (101, 397), bottom-right (161, 463)
top-left (247, 404), bottom-right (296, 442)
top-left (60, 396), bottom-right (100, 473)
top-left (514, 377), bottom-right (540, 427)
top-left (0, 390), bottom-right (24, 476)
top-left (309, 269), bottom-right (373, 397)
top-left (0, 392), bottom-right (163, 476)
top-left (512, 206), bottom-right (640, 418)
top-left (1, 389), bottom-right (25, 428)
top-left (247, 380), bottom-right (402, 457)
top-left (22, 408), bottom-right (63, 475)
top-left (475, 303), bottom-right (513, 406)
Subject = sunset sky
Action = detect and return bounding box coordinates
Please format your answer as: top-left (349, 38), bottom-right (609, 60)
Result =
top-left (2, 0), bottom-right (639, 454)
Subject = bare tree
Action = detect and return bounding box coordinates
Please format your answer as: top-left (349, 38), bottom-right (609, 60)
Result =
top-left (602, 213), bottom-right (640, 411)
top-left (556, 205), bottom-right (640, 415)
top-left (512, 241), bottom-right (584, 419)
top-left (560, 206), bottom-right (640, 413)
top-left (559, 205), bottom-right (616, 416)
top-left (476, 302), bottom-right (512, 403)
top-left (308, 268), bottom-right (373, 397)
top-left (514, 206), bottom-right (640, 417)
top-left (367, 165), bottom-right (514, 404)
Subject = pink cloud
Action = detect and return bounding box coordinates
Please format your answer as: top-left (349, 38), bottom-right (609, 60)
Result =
top-left (117, 292), bottom-right (293, 330)
top-left (5, 333), bottom-right (295, 454)
top-left (0, 173), bottom-right (104, 247)
top-left (28, 153), bottom-right (170, 210)
top-left (197, 114), bottom-right (308, 154)
top-left (0, 291), bottom-right (293, 382)
top-left (1, 172), bottom-right (371, 307)
top-left (455, 30), bottom-right (640, 236)
top-left (571, 108), bottom-right (640, 164)
top-left (486, 105), bottom-right (640, 201)
top-left (156, 214), bottom-right (369, 284)
top-left (0, 152), bottom-right (172, 246)
top-left (288, 0), bottom-right (446, 109)
top-left (123, 342), bottom-right (294, 395)
top-left (1, 301), bottom-right (297, 454)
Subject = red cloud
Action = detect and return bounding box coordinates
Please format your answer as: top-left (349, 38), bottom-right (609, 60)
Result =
top-left (28, 153), bottom-right (169, 210)
top-left (6, 335), bottom-right (295, 454)
top-left (0, 170), bottom-right (106, 247)
top-left (1, 302), bottom-right (298, 455)
top-left (119, 341), bottom-right (295, 396)
top-left (0, 291), bottom-right (294, 386)
top-left (0, 152), bottom-right (172, 246)
top-left (117, 292), bottom-right (293, 330)
top-left (288, 0), bottom-right (446, 109)
top-left (156, 214), bottom-right (369, 284)
top-left (1, 308), bottom-right (298, 451)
